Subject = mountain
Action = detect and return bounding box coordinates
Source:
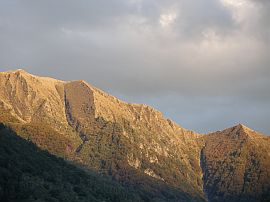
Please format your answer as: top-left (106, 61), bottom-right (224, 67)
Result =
top-left (0, 69), bottom-right (269, 202)
top-left (201, 124), bottom-right (270, 202)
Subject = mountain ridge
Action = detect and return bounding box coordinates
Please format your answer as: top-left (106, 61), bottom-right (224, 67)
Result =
top-left (1, 69), bottom-right (263, 135)
top-left (0, 69), bottom-right (269, 202)
top-left (0, 69), bottom-right (187, 130)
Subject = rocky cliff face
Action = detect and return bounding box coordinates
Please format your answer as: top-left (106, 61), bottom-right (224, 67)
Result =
top-left (0, 69), bottom-right (269, 202)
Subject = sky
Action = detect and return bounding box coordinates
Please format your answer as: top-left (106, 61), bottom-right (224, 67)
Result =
top-left (0, 0), bottom-right (269, 134)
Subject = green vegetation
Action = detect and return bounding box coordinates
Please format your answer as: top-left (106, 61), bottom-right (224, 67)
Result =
top-left (0, 123), bottom-right (201, 202)
top-left (0, 124), bottom-right (140, 202)
top-left (70, 118), bottom-right (204, 202)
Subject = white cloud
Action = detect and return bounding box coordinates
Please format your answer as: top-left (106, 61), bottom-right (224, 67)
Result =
top-left (159, 12), bottom-right (177, 28)
top-left (220, 0), bottom-right (258, 24)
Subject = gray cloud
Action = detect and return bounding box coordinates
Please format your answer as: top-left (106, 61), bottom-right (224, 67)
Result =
top-left (0, 0), bottom-right (269, 134)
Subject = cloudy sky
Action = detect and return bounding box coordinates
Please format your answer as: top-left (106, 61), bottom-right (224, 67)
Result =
top-left (0, 0), bottom-right (269, 134)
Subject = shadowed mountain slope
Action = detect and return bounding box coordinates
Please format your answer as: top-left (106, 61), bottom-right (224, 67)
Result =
top-left (0, 123), bottom-right (142, 202)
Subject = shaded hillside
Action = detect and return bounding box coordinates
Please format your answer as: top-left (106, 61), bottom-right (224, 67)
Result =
top-left (201, 124), bottom-right (270, 202)
top-left (0, 123), bottom-right (143, 202)
top-left (0, 123), bottom-right (207, 202)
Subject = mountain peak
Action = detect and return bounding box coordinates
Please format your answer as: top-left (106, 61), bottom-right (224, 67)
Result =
top-left (234, 124), bottom-right (263, 138)
top-left (207, 123), bottom-right (260, 141)
top-left (235, 123), bottom-right (252, 131)
top-left (211, 123), bottom-right (263, 141)
top-left (1, 68), bottom-right (28, 75)
top-left (14, 68), bottom-right (27, 73)
top-left (0, 69), bottom-right (185, 135)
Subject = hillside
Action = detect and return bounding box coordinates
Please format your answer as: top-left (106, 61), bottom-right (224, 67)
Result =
top-left (201, 124), bottom-right (270, 202)
top-left (0, 69), bottom-right (270, 202)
